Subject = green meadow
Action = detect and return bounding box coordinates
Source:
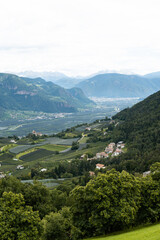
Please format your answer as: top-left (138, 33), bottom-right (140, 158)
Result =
top-left (85, 224), bottom-right (160, 240)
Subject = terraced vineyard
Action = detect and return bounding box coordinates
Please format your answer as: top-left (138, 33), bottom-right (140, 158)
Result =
top-left (0, 119), bottom-right (110, 178)
top-left (9, 137), bottom-right (78, 154)
top-left (20, 149), bottom-right (55, 162)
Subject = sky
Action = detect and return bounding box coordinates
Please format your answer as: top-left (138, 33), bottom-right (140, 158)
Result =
top-left (0, 0), bottom-right (160, 76)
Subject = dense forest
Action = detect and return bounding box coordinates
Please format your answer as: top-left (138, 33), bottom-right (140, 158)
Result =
top-left (110, 90), bottom-right (160, 172)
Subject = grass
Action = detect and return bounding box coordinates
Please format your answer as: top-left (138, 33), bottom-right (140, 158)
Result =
top-left (79, 136), bottom-right (89, 144)
top-left (64, 133), bottom-right (78, 138)
top-left (2, 144), bottom-right (17, 152)
top-left (84, 223), bottom-right (160, 240)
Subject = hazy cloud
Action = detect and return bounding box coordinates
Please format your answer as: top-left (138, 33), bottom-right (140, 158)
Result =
top-left (0, 0), bottom-right (160, 76)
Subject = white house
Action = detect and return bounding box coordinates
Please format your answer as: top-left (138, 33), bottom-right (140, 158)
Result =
top-left (40, 168), bottom-right (47, 172)
top-left (16, 165), bottom-right (24, 170)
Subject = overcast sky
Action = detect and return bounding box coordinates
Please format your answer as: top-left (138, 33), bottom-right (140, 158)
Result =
top-left (0, 0), bottom-right (160, 76)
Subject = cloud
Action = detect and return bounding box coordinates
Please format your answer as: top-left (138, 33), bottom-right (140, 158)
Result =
top-left (0, 0), bottom-right (160, 75)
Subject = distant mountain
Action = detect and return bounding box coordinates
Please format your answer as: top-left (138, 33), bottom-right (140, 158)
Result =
top-left (0, 73), bottom-right (94, 115)
top-left (144, 71), bottom-right (160, 79)
top-left (55, 77), bottom-right (84, 89)
top-left (76, 73), bottom-right (160, 98)
top-left (18, 71), bottom-right (84, 89)
top-left (18, 71), bottom-right (68, 81)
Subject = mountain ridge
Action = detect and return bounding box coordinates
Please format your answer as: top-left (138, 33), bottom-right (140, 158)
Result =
top-left (0, 73), bottom-right (94, 115)
top-left (76, 73), bottom-right (160, 98)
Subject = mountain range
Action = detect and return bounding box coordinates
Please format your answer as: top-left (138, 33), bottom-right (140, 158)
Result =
top-left (18, 71), bottom-right (160, 98)
top-left (76, 73), bottom-right (160, 98)
top-left (18, 71), bottom-right (84, 89)
top-left (0, 73), bottom-right (94, 116)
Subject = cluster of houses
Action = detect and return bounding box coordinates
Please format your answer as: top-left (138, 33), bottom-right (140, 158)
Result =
top-left (80, 141), bottom-right (125, 163)
top-left (80, 141), bottom-right (125, 175)
top-left (96, 141), bottom-right (125, 159)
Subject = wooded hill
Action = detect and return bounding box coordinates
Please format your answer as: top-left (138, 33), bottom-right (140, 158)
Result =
top-left (0, 73), bottom-right (94, 116)
top-left (111, 89), bottom-right (160, 172)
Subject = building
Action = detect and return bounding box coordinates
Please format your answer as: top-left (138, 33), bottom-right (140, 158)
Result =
top-left (40, 168), bottom-right (47, 172)
top-left (112, 148), bottom-right (122, 157)
top-left (117, 143), bottom-right (125, 148)
top-left (0, 172), bottom-right (6, 179)
top-left (32, 130), bottom-right (42, 137)
top-left (89, 171), bottom-right (95, 177)
top-left (108, 143), bottom-right (115, 148)
top-left (96, 152), bottom-right (108, 159)
top-left (143, 171), bottom-right (151, 177)
top-left (85, 127), bottom-right (91, 131)
top-left (105, 147), bottom-right (113, 154)
top-left (96, 164), bottom-right (105, 170)
top-left (16, 165), bottom-right (24, 170)
top-left (10, 139), bottom-right (17, 143)
top-left (80, 154), bottom-right (86, 159)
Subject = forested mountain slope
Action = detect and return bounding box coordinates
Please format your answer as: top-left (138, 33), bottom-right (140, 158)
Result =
top-left (0, 73), bottom-right (94, 114)
top-left (112, 90), bottom-right (160, 172)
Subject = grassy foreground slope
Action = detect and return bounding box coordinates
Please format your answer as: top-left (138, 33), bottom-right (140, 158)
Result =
top-left (85, 224), bottom-right (160, 240)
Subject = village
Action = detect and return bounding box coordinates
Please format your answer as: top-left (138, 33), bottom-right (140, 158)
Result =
top-left (80, 141), bottom-right (125, 175)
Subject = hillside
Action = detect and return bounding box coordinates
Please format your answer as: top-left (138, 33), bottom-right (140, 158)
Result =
top-left (111, 89), bottom-right (160, 172)
top-left (144, 71), bottom-right (160, 79)
top-left (18, 71), bottom-right (84, 88)
top-left (0, 73), bottom-right (94, 116)
top-left (85, 224), bottom-right (160, 240)
top-left (76, 73), bottom-right (160, 98)
top-left (1, 91), bottom-right (160, 239)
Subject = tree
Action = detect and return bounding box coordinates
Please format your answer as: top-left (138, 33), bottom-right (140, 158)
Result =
top-left (0, 192), bottom-right (42, 240)
top-left (137, 175), bottom-right (160, 223)
top-left (150, 162), bottom-right (160, 181)
top-left (70, 170), bottom-right (141, 237)
top-left (41, 207), bottom-right (81, 240)
top-left (0, 176), bottom-right (53, 219)
top-left (71, 141), bottom-right (79, 150)
top-left (22, 181), bottom-right (53, 218)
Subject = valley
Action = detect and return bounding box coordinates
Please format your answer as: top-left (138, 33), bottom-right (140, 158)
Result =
top-left (1, 72), bottom-right (160, 240)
